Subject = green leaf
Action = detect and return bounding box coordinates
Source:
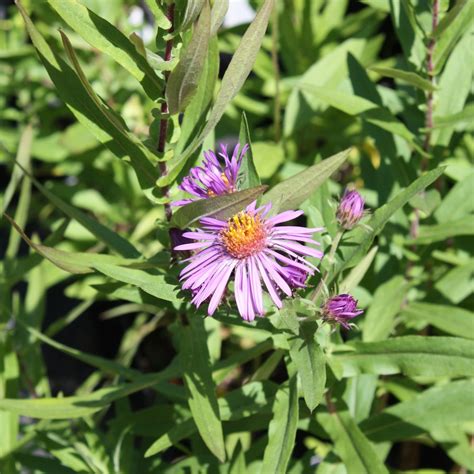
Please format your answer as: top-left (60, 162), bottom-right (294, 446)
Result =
top-left (181, 317), bottom-right (226, 462)
top-left (17, 3), bottom-right (158, 197)
top-left (339, 246), bottom-right (378, 293)
top-left (361, 380), bottom-right (474, 441)
top-left (298, 85), bottom-right (421, 152)
top-left (159, 0), bottom-right (274, 187)
top-left (335, 167), bottom-right (445, 274)
top-left (93, 263), bottom-right (182, 304)
top-left (210, 0), bottom-right (229, 36)
top-left (2, 124), bottom-right (33, 213)
top-left (433, 104), bottom-right (474, 129)
top-left (435, 260), bottom-right (474, 304)
top-left (362, 276), bottom-right (408, 342)
top-left (433, 0), bottom-right (474, 74)
top-left (166, 1), bottom-right (211, 114)
top-left (401, 302), bottom-right (474, 339)
top-left (238, 112), bottom-right (260, 189)
top-left (433, 0), bottom-right (469, 38)
top-left (288, 322), bottom-right (326, 412)
top-left (261, 148), bottom-right (351, 213)
top-left (0, 368), bottom-right (178, 419)
top-left (4, 213), bottom-right (137, 274)
top-left (407, 216), bottom-right (474, 245)
top-left (261, 377), bottom-right (299, 474)
top-left (317, 404), bottom-right (388, 474)
top-left (12, 161), bottom-right (140, 258)
top-left (369, 66), bottom-right (436, 91)
top-left (170, 185), bottom-right (268, 228)
top-left (46, 0), bottom-right (162, 98)
top-left (434, 172), bottom-right (474, 222)
top-left (334, 336), bottom-right (474, 378)
top-left (180, 0), bottom-right (205, 31)
top-left (408, 189), bottom-right (441, 216)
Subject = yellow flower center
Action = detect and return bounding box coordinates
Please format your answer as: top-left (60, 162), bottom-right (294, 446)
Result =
top-left (220, 212), bottom-right (267, 258)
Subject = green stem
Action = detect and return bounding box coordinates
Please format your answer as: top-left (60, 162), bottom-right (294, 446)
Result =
top-left (311, 229), bottom-right (344, 303)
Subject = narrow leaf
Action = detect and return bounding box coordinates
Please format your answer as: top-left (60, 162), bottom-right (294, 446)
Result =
top-left (182, 317), bottom-right (226, 462)
top-left (261, 377), bottom-right (298, 474)
top-left (171, 185), bottom-right (267, 228)
top-left (238, 112), bottom-right (260, 189)
top-left (167, 1), bottom-right (211, 114)
top-left (159, 0), bottom-right (274, 186)
top-left (369, 66), bottom-right (436, 91)
top-left (93, 263), bottom-right (182, 304)
top-left (334, 336), bottom-right (474, 378)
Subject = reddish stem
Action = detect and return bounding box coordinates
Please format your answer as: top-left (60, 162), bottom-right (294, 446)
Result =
top-left (158, 3), bottom-right (175, 222)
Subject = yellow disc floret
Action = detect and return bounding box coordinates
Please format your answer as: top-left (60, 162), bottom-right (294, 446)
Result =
top-left (221, 212), bottom-right (267, 258)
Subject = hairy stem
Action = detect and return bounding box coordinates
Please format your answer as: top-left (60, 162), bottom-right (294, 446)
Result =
top-left (157, 3), bottom-right (175, 222)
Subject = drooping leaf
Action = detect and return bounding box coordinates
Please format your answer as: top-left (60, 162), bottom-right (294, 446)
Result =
top-left (171, 185), bottom-right (268, 228)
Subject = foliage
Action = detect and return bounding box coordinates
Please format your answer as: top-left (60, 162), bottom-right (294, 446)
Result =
top-left (0, 0), bottom-right (473, 472)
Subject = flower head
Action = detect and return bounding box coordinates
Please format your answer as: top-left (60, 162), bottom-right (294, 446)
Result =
top-left (322, 294), bottom-right (363, 329)
top-left (174, 202), bottom-right (323, 321)
top-left (336, 189), bottom-right (365, 229)
top-left (172, 144), bottom-right (249, 206)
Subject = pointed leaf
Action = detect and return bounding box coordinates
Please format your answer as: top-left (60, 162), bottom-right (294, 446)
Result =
top-left (238, 112), bottom-right (260, 189)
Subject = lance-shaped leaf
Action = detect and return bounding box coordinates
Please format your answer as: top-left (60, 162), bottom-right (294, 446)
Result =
top-left (261, 148), bottom-right (351, 214)
top-left (288, 321), bottom-right (326, 412)
top-left (12, 160), bottom-right (140, 258)
top-left (339, 246), bottom-right (378, 293)
top-left (238, 112), bottom-right (260, 189)
top-left (47, 0), bottom-right (162, 98)
top-left (167, 1), bottom-right (211, 114)
top-left (171, 185), bottom-right (267, 228)
top-left (0, 367), bottom-right (179, 419)
top-left (333, 336), bottom-right (474, 378)
top-left (181, 317), bottom-right (226, 462)
top-left (4, 213), bottom-right (137, 274)
top-left (159, 0), bottom-right (274, 187)
top-left (210, 0), bottom-right (229, 36)
top-left (335, 167), bottom-right (445, 274)
top-left (369, 66), bottom-right (436, 91)
top-left (17, 3), bottom-right (158, 198)
top-left (401, 303), bottom-right (474, 339)
top-left (261, 377), bottom-right (299, 474)
top-left (93, 263), bottom-right (182, 305)
top-left (317, 403), bottom-right (388, 474)
top-left (361, 380), bottom-right (474, 441)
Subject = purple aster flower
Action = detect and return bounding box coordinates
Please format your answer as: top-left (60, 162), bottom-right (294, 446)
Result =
top-left (336, 189), bottom-right (365, 229)
top-left (322, 294), bottom-right (363, 329)
top-left (172, 143), bottom-right (249, 206)
top-left (174, 202), bottom-right (323, 321)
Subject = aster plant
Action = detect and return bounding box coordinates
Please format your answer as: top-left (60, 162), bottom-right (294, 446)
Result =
top-left (3, 0), bottom-right (472, 473)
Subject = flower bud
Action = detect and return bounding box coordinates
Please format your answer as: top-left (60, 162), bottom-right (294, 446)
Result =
top-left (322, 294), bottom-right (363, 329)
top-left (337, 189), bottom-right (365, 229)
